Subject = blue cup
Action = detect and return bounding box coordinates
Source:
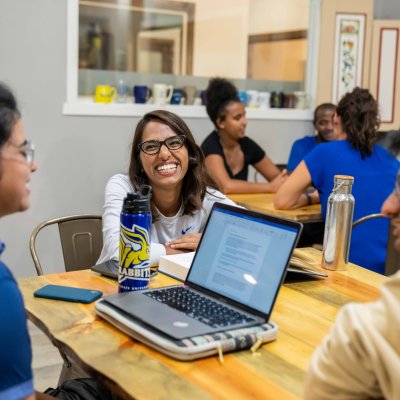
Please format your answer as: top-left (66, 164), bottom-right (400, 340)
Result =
top-left (237, 91), bottom-right (248, 105)
top-left (200, 90), bottom-right (207, 105)
top-left (133, 85), bottom-right (151, 104)
top-left (170, 89), bottom-right (185, 105)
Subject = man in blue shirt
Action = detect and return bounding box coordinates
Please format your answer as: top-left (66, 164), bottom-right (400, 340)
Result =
top-left (0, 83), bottom-right (50, 400)
top-left (287, 103), bottom-right (337, 172)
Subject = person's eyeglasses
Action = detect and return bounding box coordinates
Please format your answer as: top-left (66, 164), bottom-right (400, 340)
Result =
top-left (1, 140), bottom-right (35, 167)
top-left (138, 135), bottom-right (186, 155)
top-left (17, 140), bottom-right (35, 166)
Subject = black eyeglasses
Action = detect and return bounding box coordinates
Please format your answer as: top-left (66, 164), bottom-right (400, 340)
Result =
top-left (138, 135), bottom-right (186, 155)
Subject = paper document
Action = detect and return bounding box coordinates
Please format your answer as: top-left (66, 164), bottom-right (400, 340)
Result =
top-left (158, 252), bottom-right (196, 281)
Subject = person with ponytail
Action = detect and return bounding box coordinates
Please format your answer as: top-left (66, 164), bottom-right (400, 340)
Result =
top-left (201, 78), bottom-right (287, 194)
top-left (275, 87), bottom-right (399, 273)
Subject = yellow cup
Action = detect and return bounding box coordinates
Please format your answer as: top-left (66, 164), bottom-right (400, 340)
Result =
top-left (94, 85), bottom-right (116, 103)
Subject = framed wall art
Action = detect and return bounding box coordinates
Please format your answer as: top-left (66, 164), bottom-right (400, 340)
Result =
top-left (332, 13), bottom-right (366, 103)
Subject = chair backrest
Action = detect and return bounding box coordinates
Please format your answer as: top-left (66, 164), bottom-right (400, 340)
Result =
top-left (30, 215), bottom-right (103, 275)
top-left (352, 213), bottom-right (399, 276)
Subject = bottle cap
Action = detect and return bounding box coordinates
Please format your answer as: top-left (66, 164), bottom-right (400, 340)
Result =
top-left (334, 175), bottom-right (354, 184)
top-left (123, 185), bottom-right (152, 213)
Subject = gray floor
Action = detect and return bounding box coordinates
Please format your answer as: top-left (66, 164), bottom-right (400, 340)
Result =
top-left (28, 321), bottom-right (63, 392)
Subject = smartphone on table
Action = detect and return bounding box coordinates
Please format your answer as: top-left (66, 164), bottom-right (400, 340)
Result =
top-left (34, 284), bottom-right (103, 304)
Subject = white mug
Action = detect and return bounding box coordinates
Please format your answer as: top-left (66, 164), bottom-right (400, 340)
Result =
top-left (246, 90), bottom-right (259, 108)
top-left (153, 84), bottom-right (173, 105)
top-left (294, 91), bottom-right (310, 109)
top-left (258, 92), bottom-right (271, 109)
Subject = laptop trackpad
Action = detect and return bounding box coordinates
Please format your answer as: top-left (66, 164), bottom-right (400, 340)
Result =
top-left (105, 293), bottom-right (216, 339)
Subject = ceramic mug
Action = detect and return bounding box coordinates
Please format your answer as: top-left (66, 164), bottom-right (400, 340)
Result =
top-left (183, 85), bottom-right (197, 105)
top-left (94, 85), bottom-right (116, 103)
top-left (270, 91), bottom-right (285, 108)
top-left (198, 90), bottom-right (207, 105)
top-left (133, 85), bottom-right (151, 104)
top-left (284, 94), bottom-right (296, 109)
top-left (258, 92), bottom-right (271, 109)
top-left (294, 91), bottom-right (311, 109)
top-left (246, 90), bottom-right (259, 108)
top-left (170, 89), bottom-right (185, 105)
top-left (153, 84), bottom-right (173, 105)
top-left (237, 91), bottom-right (248, 106)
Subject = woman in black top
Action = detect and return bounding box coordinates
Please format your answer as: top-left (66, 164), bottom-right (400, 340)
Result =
top-left (201, 78), bottom-right (287, 194)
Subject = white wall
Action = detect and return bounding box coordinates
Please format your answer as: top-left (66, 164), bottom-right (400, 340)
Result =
top-left (0, 0), bottom-right (312, 277)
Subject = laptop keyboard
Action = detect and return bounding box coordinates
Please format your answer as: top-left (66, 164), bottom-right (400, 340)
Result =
top-left (145, 286), bottom-right (255, 329)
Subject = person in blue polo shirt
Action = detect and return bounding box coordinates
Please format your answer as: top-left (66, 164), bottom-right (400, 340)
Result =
top-left (0, 83), bottom-right (39, 399)
top-left (287, 103), bottom-right (337, 172)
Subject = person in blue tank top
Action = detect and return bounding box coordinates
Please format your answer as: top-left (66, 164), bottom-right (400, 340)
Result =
top-left (275, 87), bottom-right (400, 274)
top-left (286, 103), bottom-right (337, 172)
top-left (0, 83), bottom-right (40, 399)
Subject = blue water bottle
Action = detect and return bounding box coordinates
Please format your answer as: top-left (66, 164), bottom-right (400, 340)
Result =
top-left (119, 185), bottom-right (152, 292)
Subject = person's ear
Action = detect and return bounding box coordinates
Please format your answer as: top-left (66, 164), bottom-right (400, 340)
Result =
top-left (216, 117), bottom-right (225, 130)
top-left (332, 112), bottom-right (346, 138)
top-left (332, 112), bottom-right (340, 126)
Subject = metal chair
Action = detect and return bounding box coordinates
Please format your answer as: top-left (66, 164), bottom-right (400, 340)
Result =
top-left (30, 215), bottom-right (103, 275)
top-left (352, 213), bottom-right (399, 276)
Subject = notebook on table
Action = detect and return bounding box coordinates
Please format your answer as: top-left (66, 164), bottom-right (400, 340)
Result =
top-left (158, 248), bottom-right (327, 282)
top-left (96, 202), bottom-right (302, 342)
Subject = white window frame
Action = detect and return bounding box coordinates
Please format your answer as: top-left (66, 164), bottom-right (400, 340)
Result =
top-left (63, 0), bottom-right (320, 120)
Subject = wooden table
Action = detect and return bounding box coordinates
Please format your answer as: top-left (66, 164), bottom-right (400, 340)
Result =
top-left (228, 193), bottom-right (322, 222)
top-left (19, 248), bottom-right (385, 400)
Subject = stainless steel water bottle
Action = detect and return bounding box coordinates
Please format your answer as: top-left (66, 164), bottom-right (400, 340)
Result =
top-left (119, 185), bottom-right (152, 292)
top-left (322, 175), bottom-right (355, 271)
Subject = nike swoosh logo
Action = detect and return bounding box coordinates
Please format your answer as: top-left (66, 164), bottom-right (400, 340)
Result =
top-left (181, 226), bottom-right (192, 235)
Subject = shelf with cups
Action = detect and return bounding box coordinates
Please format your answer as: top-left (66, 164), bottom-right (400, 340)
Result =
top-left (63, 97), bottom-right (313, 121)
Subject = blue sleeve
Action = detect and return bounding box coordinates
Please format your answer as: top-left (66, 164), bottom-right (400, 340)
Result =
top-left (304, 145), bottom-right (326, 189)
top-left (0, 262), bottom-right (34, 400)
top-left (287, 139), bottom-right (308, 172)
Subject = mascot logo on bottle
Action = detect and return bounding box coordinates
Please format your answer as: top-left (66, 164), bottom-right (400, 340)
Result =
top-left (119, 224), bottom-right (150, 286)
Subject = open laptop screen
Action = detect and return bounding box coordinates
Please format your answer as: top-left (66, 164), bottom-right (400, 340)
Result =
top-left (187, 203), bottom-right (301, 316)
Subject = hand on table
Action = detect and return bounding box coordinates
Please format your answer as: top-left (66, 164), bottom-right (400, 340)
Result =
top-left (268, 169), bottom-right (288, 192)
top-left (165, 233), bottom-right (201, 252)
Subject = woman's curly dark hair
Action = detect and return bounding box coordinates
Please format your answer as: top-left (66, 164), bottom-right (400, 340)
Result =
top-left (128, 110), bottom-right (213, 219)
top-left (336, 87), bottom-right (380, 157)
top-left (205, 78), bottom-right (240, 127)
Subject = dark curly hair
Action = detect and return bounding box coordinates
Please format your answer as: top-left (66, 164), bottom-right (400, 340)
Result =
top-left (205, 78), bottom-right (240, 127)
top-left (128, 110), bottom-right (214, 219)
top-left (0, 83), bottom-right (20, 151)
top-left (336, 87), bottom-right (380, 157)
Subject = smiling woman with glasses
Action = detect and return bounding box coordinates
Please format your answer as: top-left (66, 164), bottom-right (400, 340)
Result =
top-left (97, 110), bottom-right (237, 265)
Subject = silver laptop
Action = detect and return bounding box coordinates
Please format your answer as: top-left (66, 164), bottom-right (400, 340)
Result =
top-left (100, 203), bottom-right (302, 339)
